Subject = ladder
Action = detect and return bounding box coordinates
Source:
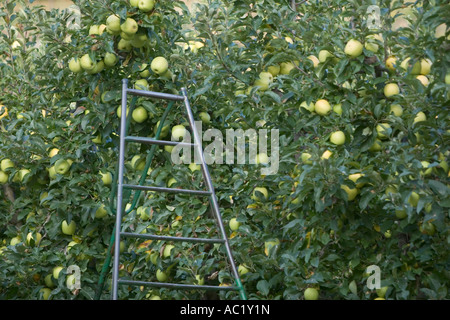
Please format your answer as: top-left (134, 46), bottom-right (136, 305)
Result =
top-left (104, 79), bottom-right (246, 300)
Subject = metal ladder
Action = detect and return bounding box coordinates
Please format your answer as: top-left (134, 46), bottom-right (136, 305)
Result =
top-left (107, 79), bottom-right (246, 300)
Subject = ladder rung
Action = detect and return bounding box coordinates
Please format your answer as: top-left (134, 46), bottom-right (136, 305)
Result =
top-left (120, 232), bottom-right (225, 244)
top-left (125, 136), bottom-right (195, 147)
top-left (118, 279), bottom-right (240, 291)
top-left (127, 88), bottom-right (184, 101)
top-left (123, 184), bottom-right (212, 196)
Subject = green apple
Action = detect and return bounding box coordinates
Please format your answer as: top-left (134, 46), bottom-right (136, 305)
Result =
top-left (390, 104), bottom-right (403, 117)
top-left (132, 106), bottom-right (149, 123)
top-left (348, 173), bottom-right (365, 188)
top-left (299, 101), bottom-right (315, 113)
top-left (279, 61), bottom-right (295, 75)
top-left (420, 161), bottom-right (432, 176)
top-left (156, 269), bottom-right (168, 282)
top-left (255, 153), bottom-right (269, 165)
top-left (88, 25), bottom-right (100, 35)
top-left (121, 18), bottom-right (138, 35)
top-left (304, 287), bottom-right (319, 300)
top-left (95, 204), bottom-right (108, 219)
top-left (54, 159), bottom-right (71, 175)
top-left (171, 124), bottom-right (187, 141)
top-left (238, 264), bottom-right (249, 276)
top-left (408, 191), bottom-right (420, 207)
top-left (420, 221), bottom-right (436, 236)
top-left (329, 130), bottom-right (346, 145)
top-left (131, 32), bottom-right (148, 48)
top-left (229, 218), bottom-right (240, 231)
top-left (0, 171), bottom-right (8, 184)
top-left (44, 274), bottom-right (55, 288)
top-left (103, 52), bottom-right (117, 67)
top-left (333, 103), bottom-right (343, 115)
top-left (199, 112), bottom-right (211, 124)
top-left (100, 171), bottom-right (112, 185)
top-left (314, 99), bottom-right (331, 116)
top-left (154, 120), bottom-right (170, 138)
top-left (68, 57), bottom-right (82, 73)
top-left (376, 123), bottom-right (391, 140)
top-left (10, 236), bottom-right (21, 246)
top-left (445, 73), bottom-right (450, 85)
top-left (131, 155), bottom-right (146, 171)
top-left (80, 54), bottom-right (95, 71)
top-left (416, 75), bottom-right (429, 87)
top-left (384, 83), bottom-right (399, 98)
top-left (266, 64), bottom-right (280, 77)
top-left (301, 152), bottom-right (313, 164)
top-left (39, 288), bottom-right (52, 300)
top-left (307, 55), bottom-right (320, 67)
top-left (1, 158), bottom-right (14, 171)
top-left (195, 275), bottom-right (204, 285)
top-left (341, 184), bottom-right (358, 201)
top-left (53, 266), bottom-right (64, 280)
top-left (116, 105), bottom-right (130, 118)
top-left (395, 209), bottom-right (407, 219)
top-left (66, 274), bottom-right (76, 289)
top-left (344, 39), bottom-right (363, 58)
top-left (130, 0), bottom-right (139, 7)
top-left (139, 64), bottom-right (150, 77)
top-left (62, 220), bottom-right (76, 235)
top-left (134, 79), bottom-right (149, 91)
top-left (318, 50), bottom-right (333, 63)
top-left (106, 14), bottom-right (121, 34)
top-left (385, 56), bottom-right (397, 71)
top-left (413, 111), bottom-right (426, 123)
top-left (163, 244), bottom-right (175, 258)
top-left (251, 187), bottom-right (269, 201)
top-left (26, 232), bottom-right (42, 246)
top-left (117, 39), bottom-right (132, 52)
top-left (188, 163), bottom-right (201, 172)
top-left (376, 286), bottom-right (388, 298)
top-left (137, 206), bottom-right (150, 220)
top-left (254, 77), bottom-right (271, 91)
top-left (151, 56), bottom-right (169, 75)
top-left (138, 0), bottom-right (155, 12)
top-left (264, 238), bottom-right (280, 256)
top-left (369, 139), bottom-right (382, 152)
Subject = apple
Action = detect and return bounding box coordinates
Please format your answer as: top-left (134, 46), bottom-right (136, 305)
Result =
top-left (10, 236), bottom-right (21, 246)
top-left (53, 266), bottom-right (64, 279)
top-left (390, 104), bottom-right (403, 117)
top-left (131, 155), bottom-right (146, 170)
top-left (251, 187), bottom-right (269, 201)
top-left (229, 218), bottom-right (240, 231)
top-left (18, 168), bottom-right (30, 181)
top-left (333, 103), bottom-right (342, 115)
top-left (344, 39), bottom-right (363, 58)
top-left (420, 59), bottom-right (432, 75)
top-left (54, 159), bottom-right (71, 175)
top-left (376, 123), bottom-right (391, 140)
top-left (1, 158), bottom-right (14, 171)
top-left (348, 173), bottom-right (365, 188)
top-left (330, 130), bottom-right (346, 145)
top-left (103, 52), bottom-right (117, 67)
top-left (307, 55), bottom-right (320, 67)
top-left (151, 56), bottom-right (169, 75)
top-left (134, 79), bottom-right (149, 91)
top-left (301, 152), bottom-right (313, 164)
top-left (66, 274), bottom-right (76, 289)
top-left (416, 75), bottom-right (429, 87)
top-left (299, 101), bottom-right (315, 113)
top-left (163, 244), bottom-right (175, 258)
top-left (420, 221), bottom-right (436, 236)
top-left (116, 105), bottom-right (130, 118)
top-left (138, 0), bottom-right (155, 12)
top-left (445, 73), bottom-right (450, 85)
top-left (255, 153), bottom-right (269, 165)
top-left (318, 50), bottom-right (333, 63)
top-left (395, 209), bottom-right (407, 220)
top-left (62, 220), bottom-right (76, 235)
top-left (413, 111), bottom-right (426, 123)
top-left (171, 124), bottom-right (187, 141)
top-left (95, 204), bottom-right (108, 219)
top-left (314, 99), bottom-right (331, 116)
top-left (420, 161), bottom-right (432, 176)
top-left (264, 239), bottom-right (280, 256)
top-left (156, 269), bottom-right (168, 282)
top-left (199, 112), bottom-right (211, 124)
top-left (68, 57), bottom-right (82, 73)
top-left (279, 61), bottom-right (295, 75)
top-left (132, 106), bottom-right (149, 123)
top-left (39, 288), bottom-right (51, 300)
top-left (341, 184), bottom-right (358, 201)
top-left (321, 150), bottom-right (333, 159)
top-left (188, 163), bottom-right (201, 172)
top-left (266, 64), bottom-right (280, 77)
top-left (385, 56), bottom-right (397, 71)
top-left (408, 191), bottom-right (420, 207)
top-left (26, 232), bottom-right (42, 246)
top-left (121, 18), bottom-right (138, 35)
top-left (80, 54), bottom-right (95, 71)
top-left (117, 39), bottom-right (132, 52)
top-left (130, 0), bottom-right (139, 7)
top-left (376, 286), bottom-right (388, 298)
top-left (131, 32), bottom-right (148, 48)
top-left (44, 274), bottom-right (55, 288)
top-left (106, 14), bottom-right (121, 33)
top-left (254, 77), bottom-right (271, 91)
top-left (238, 264), bottom-right (249, 276)
top-left (100, 171), bottom-right (112, 185)
top-left (384, 83), bottom-right (399, 97)
top-left (0, 171), bottom-right (8, 184)
top-left (88, 25), bottom-right (100, 35)
top-left (304, 287), bottom-right (319, 300)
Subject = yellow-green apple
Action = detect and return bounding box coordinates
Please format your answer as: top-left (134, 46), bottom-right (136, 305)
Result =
top-left (307, 55), bottom-right (320, 67)
top-left (344, 39), bottom-right (363, 58)
top-left (188, 163), bottom-right (201, 172)
top-left (330, 130), bottom-right (346, 145)
top-left (301, 152), bottom-right (312, 164)
top-left (199, 112), bottom-right (211, 124)
top-left (61, 220), bottom-right (76, 235)
top-left (80, 54), bottom-right (96, 71)
top-left (384, 83), bottom-right (399, 97)
top-left (121, 18), bottom-right (138, 35)
top-left (238, 264), bottom-right (249, 276)
top-left (163, 244), bottom-right (174, 258)
top-left (390, 104), bottom-right (403, 116)
top-left (385, 56), bottom-right (397, 71)
top-left (117, 39), bottom-right (132, 52)
top-left (341, 184), bottom-right (358, 201)
top-left (138, 0), bottom-right (155, 12)
top-left (131, 32), bottom-right (148, 48)
top-left (267, 64), bottom-right (280, 77)
top-left (376, 123), bottom-right (391, 140)
top-left (68, 58), bottom-right (82, 73)
top-left (54, 159), bottom-right (71, 175)
top-left (264, 238), bottom-right (280, 256)
top-left (304, 288), bottom-right (319, 300)
top-left (416, 75), bottom-right (429, 86)
top-left (251, 187), bottom-right (269, 201)
top-left (229, 218), bottom-right (240, 231)
top-left (171, 124), bottom-right (187, 141)
top-left (106, 14), bottom-right (121, 34)
top-left (318, 50), bottom-right (333, 63)
top-left (100, 171), bottom-right (112, 185)
top-left (314, 99), bottom-right (331, 115)
top-left (151, 56), bottom-right (169, 75)
top-left (95, 204), bottom-right (108, 218)
top-left (0, 171), bottom-right (8, 184)
top-left (156, 269), bottom-right (168, 282)
top-left (40, 288), bottom-right (52, 300)
top-left (103, 52), bottom-right (117, 67)
top-left (26, 232), bottom-right (42, 246)
top-left (299, 101), bottom-right (315, 113)
top-left (1, 159), bottom-right (14, 171)
top-left (132, 106), bottom-right (149, 123)
top-left (333, 103), bottom-right (343, 115)
top-left (413, 111), bottom-right (426, 123)
top-left (255, 153), bottom-right (269, 165)
top-left (279, 61), bottom-right (295, 75)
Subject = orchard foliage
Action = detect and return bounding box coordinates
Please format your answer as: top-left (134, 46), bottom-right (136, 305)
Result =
top-left (0, 0), bottom-right (449, 300)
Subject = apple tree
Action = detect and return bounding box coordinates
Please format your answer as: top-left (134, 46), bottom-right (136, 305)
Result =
top-left (1, 0), bottom-right (449, 300)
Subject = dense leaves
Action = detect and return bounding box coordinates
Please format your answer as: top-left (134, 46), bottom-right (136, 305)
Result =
top-left (0, 0), bottom-right (449, 300)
